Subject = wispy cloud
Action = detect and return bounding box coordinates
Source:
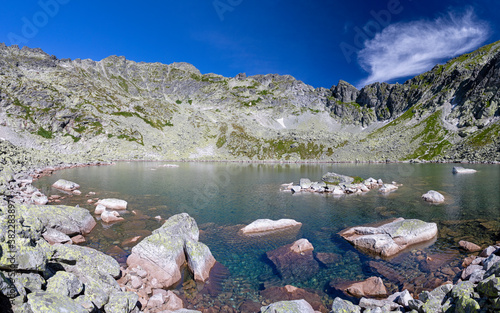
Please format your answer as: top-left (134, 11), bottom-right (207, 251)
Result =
top-left (357, 9), bottom-right (489, 87)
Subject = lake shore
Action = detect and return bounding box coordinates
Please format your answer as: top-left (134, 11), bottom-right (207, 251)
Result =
top-left (1, 139), bottom-right (500, 312)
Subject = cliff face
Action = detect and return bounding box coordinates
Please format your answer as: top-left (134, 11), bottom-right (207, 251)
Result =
top-left (0, 41), bottom-right (499, 162)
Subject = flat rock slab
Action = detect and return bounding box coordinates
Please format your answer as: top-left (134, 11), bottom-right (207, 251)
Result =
top-left (452, 166), bottom-right (477, 174)
top-left (97, 198), bottom-right (128, 210)
top-left (339, 218), bottom-right (438, 258)
top-left (240, 219), bottom-right (302, 235)
top-left (52, 179), bottom-right (80, 191)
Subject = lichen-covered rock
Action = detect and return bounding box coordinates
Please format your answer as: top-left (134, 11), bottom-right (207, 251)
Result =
top-left (46, 271), bottom-right (83, 298)
top-left (339, 218), bottom-right (438, 258)
top-left (455, 295), bottom-right (480, 313)
top-left (240, 218), bottom-right (302, 235)
top-left (51, 244), bottom-right (121, 309)
top-left (322, 172), bottom-right (354, 185)
top-left (27, 291), bottom-right (87, 313)
top-left (18, 204), bottom-right (96, 235)
top-left (184, 240), bottom-right (216, 282)
top-left (451, 281), bottom-right (475, 299)
top-left (330, 297), bottom-right (361, 313)
top-left (260, 299), bottom-right (315, 313)
top-left (127, 213), bottom-right (216, 288)
top-left (103, 291), bottom-right (139, 313)
top-left (42, 228), bottom-right (72, 244)
top-left (52, 179), bottom-right (80, 191)
top-left (477, 275), bottom-right (500, 297)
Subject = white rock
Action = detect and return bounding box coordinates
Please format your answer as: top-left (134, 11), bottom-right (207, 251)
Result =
top-left (241, 218), bottom-right (302, 235)
top-left (291, 186), bottom-right (302, 193)
top-left (97, 198), bottom-right (127, 210)
top-left (422, 190), bottom-right (445, 203)
top-left (453, 166), bottom-right (477, 174)
top-left (101, 210), bottom-right (124, 223)
top-left (94, 204), bottom-right (106, 215)
top-left (290, 238), bottom-right (314, 253)
top-left (379, 184), bottom-right (398, 193)
top-left (52, 179), bottom-right (80, 191)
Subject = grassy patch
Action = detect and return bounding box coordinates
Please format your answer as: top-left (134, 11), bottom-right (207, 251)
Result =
top-left (36, 127), bottom-right (53, 139)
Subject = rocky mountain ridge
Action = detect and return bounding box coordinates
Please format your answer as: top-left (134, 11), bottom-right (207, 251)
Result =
top-left (0, 41), bottom-right (499, 162)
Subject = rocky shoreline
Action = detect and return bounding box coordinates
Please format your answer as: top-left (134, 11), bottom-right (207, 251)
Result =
top-left (0, 140), bottom-right (499, 312)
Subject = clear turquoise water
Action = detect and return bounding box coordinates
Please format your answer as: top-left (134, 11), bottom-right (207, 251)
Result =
top-left (34, 162), bottom-right (500, 308)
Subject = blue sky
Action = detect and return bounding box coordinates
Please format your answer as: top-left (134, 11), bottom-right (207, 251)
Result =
top-left (0, 0), bottom-right (498, 89)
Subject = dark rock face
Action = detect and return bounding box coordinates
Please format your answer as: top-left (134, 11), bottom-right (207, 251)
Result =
top-left (266, 240), bottom-right (319, 281)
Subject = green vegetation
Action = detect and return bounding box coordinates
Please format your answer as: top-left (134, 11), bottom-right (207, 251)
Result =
top-left (176, 100), bottom-right (182, 104)
top-left (111, 111), bottom-right (134, 117)
top-left (405, 110), bottom-right (451, 160)
top-left (36, 127), bottom-right (53, 139)
top-left (352, 176), bottom-right (364, 184)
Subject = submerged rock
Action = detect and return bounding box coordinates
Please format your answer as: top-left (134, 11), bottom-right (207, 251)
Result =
top-left (453, 166), bottom-right (477, 174)
top-left (422, 190), bottom-right (445, 203)
top-left (240, 218), bottom-right (302, 235)
top-left (339, 218), bottom-right (438, 258)
top-left (266, 238), bottom-right (319, 280)
top-left (52, 179), bottom-right (80, 191)
top-left (459, 240), bottom-right (482, 252)
top-left (344, 277), bottom-right (388, 298)
top-left (127, 213), bottom-right (216, 288)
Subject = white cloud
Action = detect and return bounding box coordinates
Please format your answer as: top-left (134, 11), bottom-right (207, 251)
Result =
top-left (357, 10), bottom-right (489, 87)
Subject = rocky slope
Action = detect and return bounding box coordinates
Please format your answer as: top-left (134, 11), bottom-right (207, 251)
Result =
top-left (0, 41), bottom-right (499, 163)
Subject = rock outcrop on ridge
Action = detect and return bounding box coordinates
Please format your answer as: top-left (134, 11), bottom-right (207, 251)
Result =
top-left (0, 41), bottom-right (499, 164)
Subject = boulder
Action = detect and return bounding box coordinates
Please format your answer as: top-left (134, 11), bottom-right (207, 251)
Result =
top-left (260, 285), bottom-right (327, 312)
top-left (452, 167), bottom-right (477, 174)
top-left (95, 204), bottom-right (106, 215)
top-left (345, 277), bottom-right (388, 298)
top-left (27, 291), bottom-right (87, 313)
top-left (459, 240), bottom-right (482, 252)
top-left (52, 179), bottom-right (80, 191)
top-left (21, 204), bottom-right (96, 235)
top-left (379, 184), bottom-right (398, 193)
top-left (96, 198), bottom-right (128, 210)
top-left (299, 178), bottom-right (312, 189)
top-left (358, 298), bottom-right (400, 311)
top-left (240, 219), bottom-right (302, 235)
top-left (266, 239), bottom-right (319, 280)
top-left (330, 297), bottom-right (360, 313)
top-left (315, 252), bottom-right (341, 267)
top-left (422, 190), bottom-right (445, 203)
top-left (127, 213), bottom-right (216, 288)
top-left (31, 192), bottom-right (48, 205)
top-left (51, 244), bottom-right (121, 309)
top-left (290, 186), bottom-right (301, 193)
top-left (42, 228), bottom-right (72, 244)
top-left (101, 210), bottom-right (124, 223)
top-left (103, 291), bottom-right (139, 313)
top-left (322, 172), bottom-right (354, 185)
top-left (260, 299), bottom-right (315, 313)
top-left (46, 271), bottom-right (83, 298)
top-left (339, 218), bottom-right (438, 258)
